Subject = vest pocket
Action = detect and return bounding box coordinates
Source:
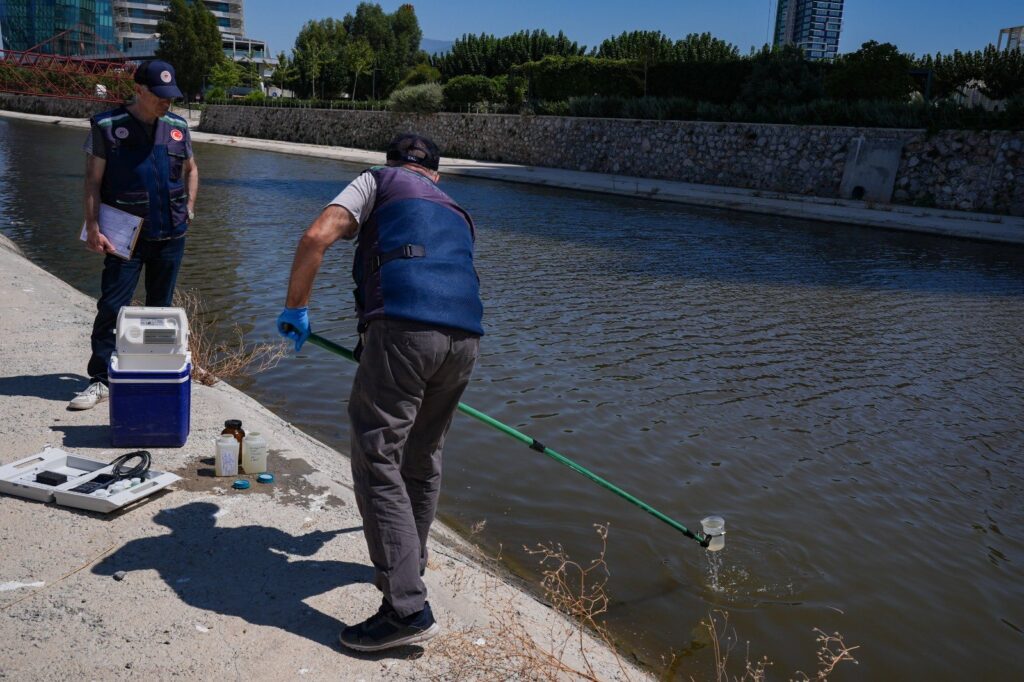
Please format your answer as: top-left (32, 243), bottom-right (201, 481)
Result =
top-left (167, 150), bottom-right (187, 182)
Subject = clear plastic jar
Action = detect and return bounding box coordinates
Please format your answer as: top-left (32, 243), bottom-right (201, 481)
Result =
top-left (242, 432), bottom-right (267, 474)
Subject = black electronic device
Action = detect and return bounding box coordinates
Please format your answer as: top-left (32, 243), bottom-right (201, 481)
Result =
top-left (70, 474), bottom-right (117, 494)
top-left (35, 471), bottom-right (68, 486)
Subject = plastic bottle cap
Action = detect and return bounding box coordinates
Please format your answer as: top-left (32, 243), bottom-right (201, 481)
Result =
top-left (232, 479), bottom-right (250, 490)
top-left (224, 419), bottom-right (242, 429)
top-left (257, 473), bottom-right (274, 484)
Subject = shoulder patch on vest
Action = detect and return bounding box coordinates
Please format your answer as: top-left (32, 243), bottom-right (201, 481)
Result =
top-left (160, 115), bottom-right (188, 129)
top-left (95, 111), bottom-right (130, 127)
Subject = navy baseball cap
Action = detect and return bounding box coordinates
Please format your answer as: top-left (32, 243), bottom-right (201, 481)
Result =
top-left (134, 60), bottom-right (183, 99)
top-left (386, 134), bottom-right (441, 171)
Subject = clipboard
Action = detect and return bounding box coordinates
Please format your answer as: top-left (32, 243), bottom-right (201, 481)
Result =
top-left (80, 204), bottom-right (143, 260)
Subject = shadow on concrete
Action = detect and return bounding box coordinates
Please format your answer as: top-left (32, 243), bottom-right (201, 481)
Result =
top-left (93, 501), bottom-right (372, 650)
top-left (0, 373), bottom-right (88, 401)
top-left (49, 424), bottom-right (110, 448)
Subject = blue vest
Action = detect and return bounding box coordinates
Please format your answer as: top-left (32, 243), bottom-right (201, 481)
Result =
top-left (353, 166), bottom-right (484, 336)
top-left (92, 107), bottom-right (190, 240)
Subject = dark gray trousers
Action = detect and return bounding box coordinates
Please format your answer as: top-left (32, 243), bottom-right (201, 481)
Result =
top-left (348, 318), bottom-right (479, 617)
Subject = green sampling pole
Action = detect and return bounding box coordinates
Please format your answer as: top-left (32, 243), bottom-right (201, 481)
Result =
top-left (305, 332), bottom-right (710, 548)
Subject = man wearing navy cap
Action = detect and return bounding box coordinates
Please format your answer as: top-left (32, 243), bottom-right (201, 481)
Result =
top-left (277, 134), bottom-right (483, 651)
top-left (70, 59), bottom-right (199, 409)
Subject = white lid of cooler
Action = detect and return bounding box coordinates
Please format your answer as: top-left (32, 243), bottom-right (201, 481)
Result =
top-left (115, 306), bottom-right (189, 358)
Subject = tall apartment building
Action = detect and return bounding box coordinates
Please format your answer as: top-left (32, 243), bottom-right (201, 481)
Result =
top-left (0, 0), bottom-right (115, 53)
top-left (774, 0), bottom-right (845, 60)
top-left (115, 0), bottom-right (269, 63)
top-left (997, 25), bottom-right (1023, 52)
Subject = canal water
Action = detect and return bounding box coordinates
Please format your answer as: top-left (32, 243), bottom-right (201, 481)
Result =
top-left (2, 116), bottom-right (1023, 679)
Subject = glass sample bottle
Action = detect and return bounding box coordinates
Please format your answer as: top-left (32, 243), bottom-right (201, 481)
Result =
top-left (221, 420), bottom-right (245, 470)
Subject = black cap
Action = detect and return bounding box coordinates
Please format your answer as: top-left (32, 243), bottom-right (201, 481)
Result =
top-left (133, 59), bottom-right (183, 99)
top-left (386, 134), bottom-right (441, 171)
top-left (224, 420), bottom-right (242, 429)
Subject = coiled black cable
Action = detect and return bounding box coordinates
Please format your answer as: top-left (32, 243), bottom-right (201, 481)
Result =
top-left (110, 450), bottom-right (151, 481)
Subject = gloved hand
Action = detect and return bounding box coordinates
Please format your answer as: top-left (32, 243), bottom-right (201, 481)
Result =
top-left (276, 306), bottom-right (311, 351)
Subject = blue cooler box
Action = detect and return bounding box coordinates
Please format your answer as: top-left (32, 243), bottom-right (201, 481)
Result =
top-left (108, 355), bottom-right (191, 447)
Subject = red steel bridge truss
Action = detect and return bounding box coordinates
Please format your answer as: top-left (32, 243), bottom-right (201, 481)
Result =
top-left (0, 29), bottom-right (136, 103)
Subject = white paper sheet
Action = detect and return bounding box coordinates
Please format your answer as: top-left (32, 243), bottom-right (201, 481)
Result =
top-left (80, 203), bottom-right (143, 260)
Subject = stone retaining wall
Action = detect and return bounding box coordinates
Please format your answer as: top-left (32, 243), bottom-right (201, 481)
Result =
top-left (0, 94), bottom-right (111, 119)
top-left (198, 106), bottom-right (1024, 216)
top-left (5, 95), bottom-right (1021, 215)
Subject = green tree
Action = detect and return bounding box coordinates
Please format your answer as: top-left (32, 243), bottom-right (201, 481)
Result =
top-left (271, 51), bottom-right (298, 92)
top-left (155, 0), bottom-right (223, 100)
top-left (513, 56), bottom-right (642, 100)
top-left (674, 32), bottom-right (741, 62)
top-left (593, 30), bottom-right (675, 61)
top-left (342, 2), bottom-right (421, 99)
top-left (433, 29), bottom-right (586, 79)
top-left (293, 19), bottom-right (346, 98)
top-left (978, 44), bottom-right (1024, 101)
top-left (593, 30), bottom-right (677, 96)
top-left (826, 41), bottom-right (915, 102)
top-left (915, 50), bottom-right (980, 101)
top-left (740, 44), bottom-right (824, 107)
top-left (343, 37), bottom-right (375, 99)
top-left (208, 59), bottom-right (242, 90)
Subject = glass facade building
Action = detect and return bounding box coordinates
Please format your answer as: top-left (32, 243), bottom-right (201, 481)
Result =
top-left (774, 0), bottom-right (844, 60)
top-left (0, 0), bottom-right (115, 54)
top-left (0, 0), bottom-right (268, 61)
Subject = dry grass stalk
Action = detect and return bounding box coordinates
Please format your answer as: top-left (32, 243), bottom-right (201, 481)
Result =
top-left (793, 629), bottom-right (860, 681)
top-left (426, 524), bottom-right (631, 682)
top-left (523, 524), bottom-right (629, 681)
top-left (701, 610), bottom-right (859, 682)
top-left (703, 609), bottom-right (771, 682)
top-left (173, 289), bottom-right (287, 386)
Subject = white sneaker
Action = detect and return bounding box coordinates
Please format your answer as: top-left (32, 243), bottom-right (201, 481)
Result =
top-left (68, 382), bottom-right (109, 410)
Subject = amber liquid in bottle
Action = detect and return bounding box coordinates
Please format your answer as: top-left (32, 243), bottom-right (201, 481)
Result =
top-left (221, 419), bottom-right (245, 470)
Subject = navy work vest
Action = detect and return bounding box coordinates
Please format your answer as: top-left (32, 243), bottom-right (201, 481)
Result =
top-left (92, 107), bottom-right (190, 240)
top-left (352, 166), bottom-right (484, 336)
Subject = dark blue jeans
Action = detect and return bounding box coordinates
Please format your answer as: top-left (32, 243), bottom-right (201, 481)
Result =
top-left (87, 236), bottom-right (186, 384)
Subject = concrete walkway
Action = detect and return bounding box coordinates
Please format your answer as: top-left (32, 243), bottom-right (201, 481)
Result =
top-left (3, 108), bottom-right (1023, 245)
top-left (0, 234), bottom-right (645, 680)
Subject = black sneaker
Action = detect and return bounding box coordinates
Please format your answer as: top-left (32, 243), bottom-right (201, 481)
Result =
top-left (339, 600), bottom-right (439, 652)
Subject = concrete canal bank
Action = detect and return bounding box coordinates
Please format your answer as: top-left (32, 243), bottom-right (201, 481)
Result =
top-left (0, 234), bottom-right (647, 680)
top-left (2, 104), bottom-right (1023, 245)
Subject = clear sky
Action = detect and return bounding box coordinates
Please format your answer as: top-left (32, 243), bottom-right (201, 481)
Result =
top-left (244, 0), bottom-right (1023, 58)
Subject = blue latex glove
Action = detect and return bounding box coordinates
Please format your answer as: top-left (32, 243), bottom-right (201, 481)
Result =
top-left (276, 306), bottom-right (311, 351)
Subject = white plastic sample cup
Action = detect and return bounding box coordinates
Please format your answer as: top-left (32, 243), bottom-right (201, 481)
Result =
top-left (701, 515), bottom-right (726, 552)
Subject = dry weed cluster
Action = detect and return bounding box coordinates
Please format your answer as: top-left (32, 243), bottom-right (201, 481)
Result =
top-left (703, 610), bottom-right (859, 682)
top-left (173, 289), bottom-right (286, 385)
top-left (424, 523), bottom-right (860, 681)
top-left (427, 524), bottom-right (630, 681)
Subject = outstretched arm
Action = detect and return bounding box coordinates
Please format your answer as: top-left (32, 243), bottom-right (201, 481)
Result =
top-left (284, 205), bottom-right (358, 308)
